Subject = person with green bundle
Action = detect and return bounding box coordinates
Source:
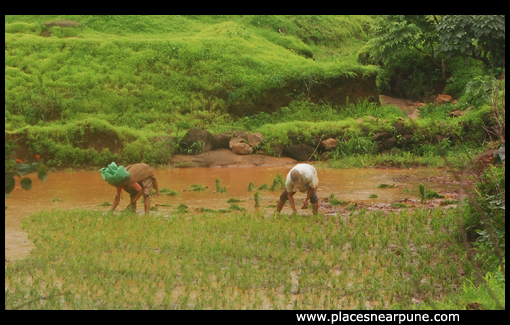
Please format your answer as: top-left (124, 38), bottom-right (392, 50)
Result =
top-left (102, 163), bottom-right (159, 215)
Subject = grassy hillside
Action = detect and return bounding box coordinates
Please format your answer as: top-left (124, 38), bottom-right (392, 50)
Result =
top-left (4, 15), bottom-right (501, 169)
top-left (5, 15), bottom-right (375, 130)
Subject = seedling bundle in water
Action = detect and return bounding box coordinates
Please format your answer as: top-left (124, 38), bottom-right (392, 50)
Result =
top-left (215, 178), bottom-right (227, 193)
top-left (251, 174), bottom-right (285, 192)
top-left (377, 183), bottom-right (396, 188)
top-left (160, 188), bottom-right (179, 196)
top-left (328, 193), bottom-right (348, 206)
top-left (419, 183), bottom-right (444, 203)
top-left (189, 184), bottom-right (207, 192)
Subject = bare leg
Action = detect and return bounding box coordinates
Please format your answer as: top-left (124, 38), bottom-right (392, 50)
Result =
top-left (312, 202), bottom-right (319, 214)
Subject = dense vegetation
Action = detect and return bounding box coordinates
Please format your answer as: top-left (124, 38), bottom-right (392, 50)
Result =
top-left (5, 15), bottom-right (505, 310)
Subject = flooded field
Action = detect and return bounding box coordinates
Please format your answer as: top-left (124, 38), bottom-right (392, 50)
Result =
top-left (5, 164), bottom-right (463, 261)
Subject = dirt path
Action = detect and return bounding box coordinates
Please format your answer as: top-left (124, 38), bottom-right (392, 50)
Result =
top-left (379, 95), bottom-right (425, 119)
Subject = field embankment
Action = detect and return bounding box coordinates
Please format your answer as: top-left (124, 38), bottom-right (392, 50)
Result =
top-left (5, 15), bottom-right (383, 167)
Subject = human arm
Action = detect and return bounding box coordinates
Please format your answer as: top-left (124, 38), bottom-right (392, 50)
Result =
top-left (126, 183), bottom-right (143, 209)
top-left (288, 191), bottom-right (298, 213)
top-left (302, 186), bottom-right (316, 209)
top-left (111, 187), bottom-right (122, 211)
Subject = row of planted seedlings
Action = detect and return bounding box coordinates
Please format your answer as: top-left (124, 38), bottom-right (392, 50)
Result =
top-left (5, 195), bottom-right (469, 309)
top-left (142, 174), bottom-right (287, 214)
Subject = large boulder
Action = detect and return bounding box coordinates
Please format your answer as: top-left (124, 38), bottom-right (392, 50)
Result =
top-left (214, 133), bottom-right (231, 149)
top-left (282, 144), bottom-right (315, 161)
top-left (179, 128), bottom-right (216, 154)
top-left (320, 138), bottom-right (338, 150)
top-left (248, 132), bottom-right (264, 147)
top-left (229, 137), bottom-right (246, 149)
top-left (231, 142), bottom-right (253, 155)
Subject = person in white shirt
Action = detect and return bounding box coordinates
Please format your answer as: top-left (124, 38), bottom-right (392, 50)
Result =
top-left (276, 163), bottom-right (319, 214)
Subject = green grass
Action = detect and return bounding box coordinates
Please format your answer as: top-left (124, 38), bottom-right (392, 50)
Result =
top-left (5, 15), bottom-right (374, 132)
top-left (4, 15), bottom-right (499, 170)
top-left (4, 207), bottom-right (475, 310)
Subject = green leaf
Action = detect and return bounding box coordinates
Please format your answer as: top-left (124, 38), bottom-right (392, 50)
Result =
top-left (20, 177), bottom-right (32, 190)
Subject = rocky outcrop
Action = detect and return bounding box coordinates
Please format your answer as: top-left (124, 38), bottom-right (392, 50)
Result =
top-left (179, 128), bottom-right (217, 154)
top-left (231, 142), bottom-right (252, 155)
top-left (320, 138), bottom-right (338, 150)
top-left (247, 132), bottom-right (264, 147)
top-left (214, 133), bottom-right (232, 149)
top-left (282, 144), bottom-right (315, 161)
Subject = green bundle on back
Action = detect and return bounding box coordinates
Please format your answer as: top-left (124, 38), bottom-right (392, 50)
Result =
top-left (99, 162), bottom-right (130, 186)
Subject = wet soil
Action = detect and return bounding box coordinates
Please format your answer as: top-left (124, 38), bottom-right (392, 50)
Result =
top-left (5, 165), bottom-right (468, 262)
top-left (170, 148), bottom-right (297, 168)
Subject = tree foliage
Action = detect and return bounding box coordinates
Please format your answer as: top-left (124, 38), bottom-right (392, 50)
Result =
top-left (436, 15), bottom-right (505, 69)
top-left (366, 15), bottom-right (443, 70)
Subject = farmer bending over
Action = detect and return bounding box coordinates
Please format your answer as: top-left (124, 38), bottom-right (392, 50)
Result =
top-left (276, 163), bottom-right (319, 214)
top-left (111, 163), bottom-right (159, 215)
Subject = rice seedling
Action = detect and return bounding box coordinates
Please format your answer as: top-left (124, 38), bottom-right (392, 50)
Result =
top-left (390, 202), bottom-right (408, 208)
top-left (247, 182), bottom-right (255, 192)
top-left (418, 183), bottom-right (445, 203)
top-left (5, 205), bottom-right (471, 310)
top-left (176, 203), bottom-right (190, 213)
top-left (226, 198), bottom-right (242, 203)
top-left (328, 193), bottom-right (347, 206)
top-left (98, 202), bottom-right (112, 206)
top-left (155, 203), bottom-right (172, 207)
top-left (254, 192), bottom-right (260, 208)
top-left (215, 178), bottom-right (227, 193)
top-left (269, 174), bottom-right (285, 191)
top-left (159, 188), bottom-right (179, 196)
top-left (369, 194), bottom-right (378, 199)
top-left (377, 184), bottom-right (395, 188)
top-left (403, 188), bottom-right (411, 193)
top-left (257, 183), bottom-right (269, 191)
top-left (229, 204), bottom-right (245, 211)
top-left (189, 184), bottom-right (207, 192)
top-left (440, 199), bottom-right (457, 206)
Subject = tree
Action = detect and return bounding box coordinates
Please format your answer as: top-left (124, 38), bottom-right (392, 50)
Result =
top-left (366, 15), bottom-right (447, 81)
top-left (5, 134), bottom-right (47, 201)
top-left (436, 15), bottom-right (505, 70)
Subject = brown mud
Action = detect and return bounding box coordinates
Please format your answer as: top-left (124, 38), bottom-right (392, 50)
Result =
top-left (5, 165), bottom-right (467, 263)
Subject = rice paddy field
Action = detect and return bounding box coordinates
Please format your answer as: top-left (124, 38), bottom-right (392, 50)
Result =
top-left (5, 206), bottom-right (470, 310)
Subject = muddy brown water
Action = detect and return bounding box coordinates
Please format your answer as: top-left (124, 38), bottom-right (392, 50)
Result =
top-left (5, 164), bottom-right (462, 261)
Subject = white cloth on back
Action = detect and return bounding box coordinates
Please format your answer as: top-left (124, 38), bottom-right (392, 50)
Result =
top-left (285, 163), bottom-right (319, 193)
